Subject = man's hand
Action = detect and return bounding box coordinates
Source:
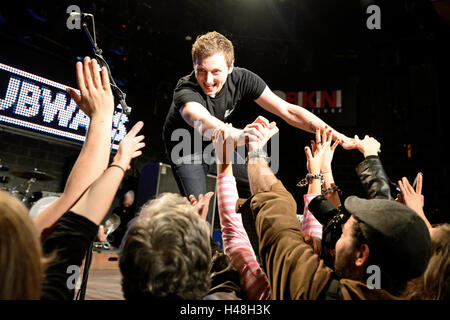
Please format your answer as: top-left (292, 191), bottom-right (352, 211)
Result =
top-left (338, 135), bottom-right (358, 150)
top-left (354, 135), bottom-right (381, 158)
top-left (188, 192), bottom-right (214, 221)
top-left (112, 121), bottom-right (146, 170)
top-left (66, 57), bottom-right (114, 119)
top-left (225, 126), bottom-right (245, 147)
top-left (244, 116), bottom-right (279, 152)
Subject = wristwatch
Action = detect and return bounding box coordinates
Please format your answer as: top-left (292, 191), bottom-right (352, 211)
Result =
top-left (246, 148), bottom-right (269, 164)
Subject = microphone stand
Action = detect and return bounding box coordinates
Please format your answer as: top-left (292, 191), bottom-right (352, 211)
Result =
top-left (81, 17), bottom-right (131, 115)
top-left (81, 15), bottom-right (130, 153)
top-left (76, 14), bottom-right (130, 300)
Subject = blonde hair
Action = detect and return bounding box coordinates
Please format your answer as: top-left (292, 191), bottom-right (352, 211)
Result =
top-left (192, 31), bottom-right (234, 68)
top-left (405, 223), bottom-right (450, 300)
top-left (0, 191), bottom-right (45, 299)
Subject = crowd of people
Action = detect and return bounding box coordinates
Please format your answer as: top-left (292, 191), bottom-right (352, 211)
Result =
top-left (0, 31), bottom-right (448, 301)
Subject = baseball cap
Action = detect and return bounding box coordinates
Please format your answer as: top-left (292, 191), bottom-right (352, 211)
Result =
top-left (344, 196), bottom-right (432, 281)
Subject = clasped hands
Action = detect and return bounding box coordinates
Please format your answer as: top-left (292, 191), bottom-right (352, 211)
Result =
top-left (212, 116), bottom-right (279, 164)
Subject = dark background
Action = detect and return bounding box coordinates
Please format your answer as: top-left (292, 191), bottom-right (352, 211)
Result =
top-left (0, 0), bottom-right (448, 225)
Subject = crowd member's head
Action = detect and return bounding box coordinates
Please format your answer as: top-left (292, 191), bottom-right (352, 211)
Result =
top-left (119, 193), bottom-right (212, 300)
top-left (191, 31), bottom-right (234, 98)
top-left (334, 196), bottom-right (432, 295)
top-left (0, 191), bottom-right (46, 299)
top-left (405, 223), bottom-right (450, 300)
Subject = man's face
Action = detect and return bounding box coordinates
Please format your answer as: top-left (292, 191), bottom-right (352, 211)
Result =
top-left (194, 52), bottom-right (233, 98)
top-left (334, 215), bottom-right (359, 279)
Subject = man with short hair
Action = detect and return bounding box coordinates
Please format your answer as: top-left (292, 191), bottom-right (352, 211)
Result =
top-left (163, 31), bottom-right (356, 204)
top-left (242, 121), bottom-right (432, 299)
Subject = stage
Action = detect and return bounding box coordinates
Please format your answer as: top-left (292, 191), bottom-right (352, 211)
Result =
top-left (76, 250), bottom-right (124, 300)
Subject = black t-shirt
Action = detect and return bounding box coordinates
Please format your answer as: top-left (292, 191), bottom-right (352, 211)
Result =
top-left (41, 211), bottom-right (98, 300)
top-left (162, 67), bottom-right (267, 157)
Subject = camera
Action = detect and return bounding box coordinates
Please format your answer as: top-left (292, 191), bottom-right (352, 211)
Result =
top-left (308, 195), bottom-right (350, 251)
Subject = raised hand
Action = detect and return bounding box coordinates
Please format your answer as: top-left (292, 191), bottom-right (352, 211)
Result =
top-left (354, 135), bottom-right (381, 158)
top-left (398, 173), bottom-right (431, 229)
top-left (311, 126), bottom-right (340, 173)
top-left (112, 121), bottom-right (146, 170)
top-left (66, 57), bottom-right (114, 118)
top-left (224, 126), bottom-right (245, 147)
top-left (34, 57), bottom-right (115, 237)
top-left (188, 192), bottom-right (215, 221)
top-left (244, 116), bottom-right (279, 152)
top-left (212, 124), bottom-right (236, 165)
top-left (398, 174), bottom-right (424, 212)
top-left (305, 128), bottom-right (333, 174)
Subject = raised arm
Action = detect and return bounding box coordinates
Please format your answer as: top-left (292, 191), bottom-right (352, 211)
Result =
top-left (255, 87), bottom-right (356, 150)
top-left (246, 121), bottom-right (333, 299)
top-left (70, 121), bottom-right (145, 225)
top-left (34, 57), bottom-right (114, 237)
top-left (311, 127), bottom-right (341, 207)
top-left (302, 127), bottom-right (340, 254)
top-left (41, 122), bottom-right (145, 300)
top-left (211, 122), bottom-right (271, 300)
top-left (354, 135), bottom-right (392, 200)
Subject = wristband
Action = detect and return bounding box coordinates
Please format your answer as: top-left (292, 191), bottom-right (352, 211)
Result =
top-left (109, 164), bottom-right (126, 173)
top-left (245, 148), bottom-right (269, 164)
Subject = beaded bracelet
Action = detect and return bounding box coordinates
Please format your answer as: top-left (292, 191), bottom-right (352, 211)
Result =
top-left (322, 183), bottom-right (342, 196)
top-left (296, 173), bottom-right (324, 187)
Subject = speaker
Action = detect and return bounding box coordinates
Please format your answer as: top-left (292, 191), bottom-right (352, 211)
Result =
top-left (135, 162), bottom-right (217, 229)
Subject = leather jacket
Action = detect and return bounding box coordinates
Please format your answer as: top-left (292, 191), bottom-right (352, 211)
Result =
top-left (355, 155), bottom-right (393, 200)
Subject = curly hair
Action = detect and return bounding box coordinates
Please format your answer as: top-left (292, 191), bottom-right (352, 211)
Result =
top-left (119, 193), bottom-right (212, 300)
top-left (191, 31), bottom-right (234, 68)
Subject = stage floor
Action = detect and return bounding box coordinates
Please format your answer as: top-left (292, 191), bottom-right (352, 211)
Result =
top-left (76, 250), bottom-right (124, 300)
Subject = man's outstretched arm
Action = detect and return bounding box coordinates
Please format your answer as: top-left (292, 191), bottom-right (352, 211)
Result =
top-left (179, 102), bottom-right (243, 142)
top-left (255, 87), bottom-right (356, 150)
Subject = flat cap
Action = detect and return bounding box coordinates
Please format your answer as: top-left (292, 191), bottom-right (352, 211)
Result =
top-left (344, 196), bottom-right (432, 280)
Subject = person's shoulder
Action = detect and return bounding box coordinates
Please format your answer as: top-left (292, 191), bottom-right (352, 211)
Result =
top-left (339, 278), bottom-right (402, 300)
top-left (231, 66), bottom-right (254, 77)
top-left (230, 66), bottom-right (265, 85)
top-left (172, 71), bottom-right (205, 107)
top-left (175, 71), bottom-right (198, 91)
